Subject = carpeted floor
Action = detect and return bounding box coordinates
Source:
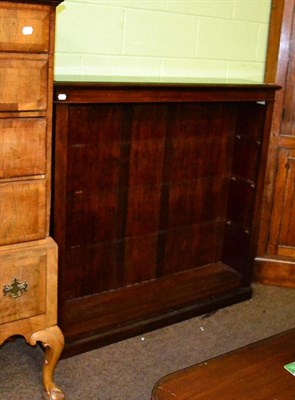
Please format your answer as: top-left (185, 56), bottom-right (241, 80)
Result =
top-left (1, 283), bottom-right (295, 399)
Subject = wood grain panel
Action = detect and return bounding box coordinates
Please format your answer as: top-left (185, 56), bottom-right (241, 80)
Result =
top-left (235, 102), bottom-right (266, 140)
top-left (124, 234), bottom-right (158, 285)
top-left (278, 151), bottom-right (295, 247)
top-left (61, 262), bottom-right (242, 341)
top-left (68, 142), bottom-right (121, 193)
top-left (0, 118), bottom-right (46, 178)
top-left (280, 14), bottom-right (295, 137)
top-left (0, 57), bottom-right (47, 111)
top-left (0, 237), bottom-right (59, 339)
top-left (125, 185), bottom-right (162, 237)
top-left (231, 138), bottom-right (262, 181)
top-left (159, 222), bottom-right (224, 276)
top-left (226, 179), bottom-right (256, 229)
top-left (222, 223), bottom-right (251, 279)
top-left (231, 103), bottom-right (265, 181)
top-left (255, 257), bottom-right (295, 288)
top-left (151, 329), bottom-right (295, 400)
top-left (62, 234), bottom-right (159, 298)
top-left (67, 104), bottom-right (125, 145)
top-left (128, 138), bottom-right (165, 186)
top-left (0, 180), bottom-right (46, 245)
top-left (163, 103), bottom-right (236, 181)
top-left (0, 5), bottom-right (50, 52)
top-left (267, 148), bottom-right (295, 253)
top-left (0, 247), bottom-right (46, 324)
top-left (163, 177), bottom-right (227, 229)
top-left (63, 241), bottom-right (122, 299)
top-left (65, 189), bottom-right (118, 246)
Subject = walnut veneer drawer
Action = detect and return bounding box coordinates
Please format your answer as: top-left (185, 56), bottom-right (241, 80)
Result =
top-left (0, 57), bottom-right (47, 111)
top-left (0, 5), bottom-right (50, 53)
top-left (0, 246), bottom-right (46, 324)
top-left (0, 118), bottom-right (46, 178)
top-left (0, 180), bottom-right (46, 245)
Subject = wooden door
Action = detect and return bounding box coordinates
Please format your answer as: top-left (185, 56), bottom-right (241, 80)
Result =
top-left (255, 0), bottom-right (295, 287)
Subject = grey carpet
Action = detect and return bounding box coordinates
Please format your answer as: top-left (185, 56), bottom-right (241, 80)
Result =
top-left (1, 283), bottom-right (295, 399)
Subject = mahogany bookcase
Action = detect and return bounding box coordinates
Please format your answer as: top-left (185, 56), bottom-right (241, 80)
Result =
top-left (52, 82), bottom-right (278, 356)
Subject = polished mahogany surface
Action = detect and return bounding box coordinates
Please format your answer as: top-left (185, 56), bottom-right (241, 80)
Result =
top-left (52, 83), bottom-right (277, 356)
top-left (152, 329), bottom-right (295, 400)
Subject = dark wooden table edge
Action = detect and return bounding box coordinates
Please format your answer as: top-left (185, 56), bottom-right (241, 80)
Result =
top-left (151, 327), bottom-right (295, 399)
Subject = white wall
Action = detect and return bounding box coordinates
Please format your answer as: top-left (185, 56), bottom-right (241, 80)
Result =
top-left (55, 0), bottom-right (272, 82)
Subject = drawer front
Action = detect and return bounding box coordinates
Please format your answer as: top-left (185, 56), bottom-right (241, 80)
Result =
top-left (0, 58), bottom-right (48, 111)
top-left (0, 180), bottom-right (46, 245)
top-left (0, 118), bottom-right (46, 178)
top-left (0, 248), bottom-right (46, 324)
top-left (0, 7), bottom-right (50, 53)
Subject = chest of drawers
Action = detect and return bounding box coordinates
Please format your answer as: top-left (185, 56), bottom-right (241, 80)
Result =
top-left (0, 1), bottom-right (64, 399)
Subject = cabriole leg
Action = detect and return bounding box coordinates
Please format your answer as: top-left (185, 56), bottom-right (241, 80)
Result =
top-left (29, 326), bottom-right (65, 400)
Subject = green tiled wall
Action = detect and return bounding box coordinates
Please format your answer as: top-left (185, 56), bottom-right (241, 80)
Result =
top-left (55, 0), bottom-right (271, 83)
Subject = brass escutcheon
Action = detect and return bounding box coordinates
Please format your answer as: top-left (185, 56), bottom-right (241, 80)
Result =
top-left (3, 277), bottom-right (29, 298)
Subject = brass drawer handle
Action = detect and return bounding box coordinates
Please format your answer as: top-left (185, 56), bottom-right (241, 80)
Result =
top-left (3, 278), bottom-right (29, 298)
